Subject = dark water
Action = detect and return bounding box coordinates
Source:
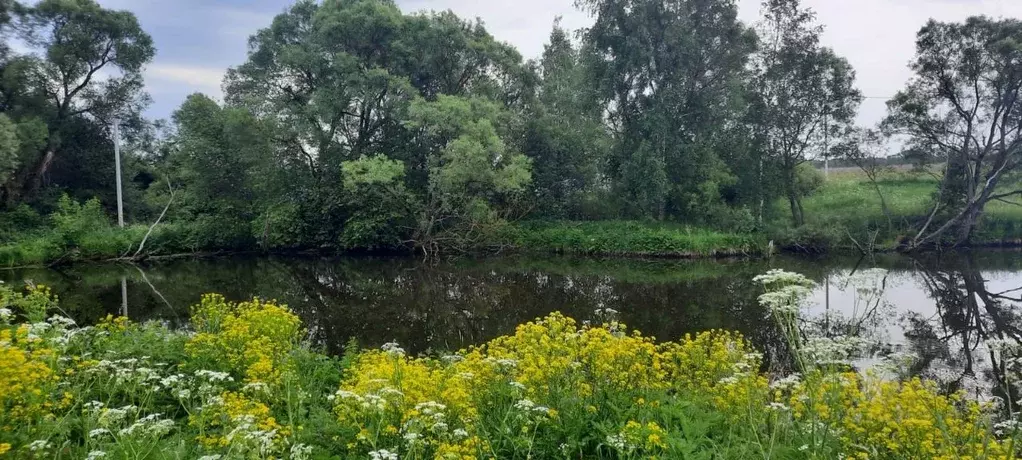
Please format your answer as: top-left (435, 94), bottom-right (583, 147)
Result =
top-left (5, 251), bottom-right (1022, 392)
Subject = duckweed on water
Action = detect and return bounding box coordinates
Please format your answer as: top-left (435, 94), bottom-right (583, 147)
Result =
top-left (0, 282), bottom-right (1018, 458)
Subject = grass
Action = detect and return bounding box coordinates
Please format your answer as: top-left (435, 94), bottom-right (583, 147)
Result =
top-left (793, 168), bottom-right (1022, 247)
top-left (504, 220), bottom-right (766, 258)
top-left (1, 281), bottom-right (1016, 459)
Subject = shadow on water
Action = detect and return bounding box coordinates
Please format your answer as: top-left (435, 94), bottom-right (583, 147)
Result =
top-left (7, 250), bottom-right (1022, 402)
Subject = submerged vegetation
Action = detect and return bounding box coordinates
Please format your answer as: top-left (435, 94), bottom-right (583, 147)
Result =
top-left (2, 275), bottom-right (1021, 458)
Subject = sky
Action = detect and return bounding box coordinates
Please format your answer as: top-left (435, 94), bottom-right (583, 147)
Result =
top-left (93, 0), bottom-right (1022, 127)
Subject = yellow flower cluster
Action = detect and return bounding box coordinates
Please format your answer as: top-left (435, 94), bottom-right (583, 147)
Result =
top-left (619, 420), bottom-right (668, 451)
top-left (335, 314), bottom-right (770, 458)
top-left (788, 373), bottom-right (1012, 459)
top-left (186, 294), bottom-right (303, 385)
top-left (335, 313), bottom-right (1018, 459)
top-left (193, 391), bottom-right (287, 449)
top-left (459, 313), bottom-right (671, 396)
top-left (0, 327), bottom-right (56, 431)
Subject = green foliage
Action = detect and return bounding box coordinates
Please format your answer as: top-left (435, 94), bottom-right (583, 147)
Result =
top-left (407, 95), bottom-right (533, 252)
top-left (6, 0), bottom-right (154, 200)
top-left (340, 156), bottom-right (415, 250)
top-left (0, 114), bottom-right (20, 185)
top-left (578, 0), bottom-right (758, 220)
top-left (51, 194), bottom-right (110, 245)
top-left (795, 163), bottom-right (825, 198)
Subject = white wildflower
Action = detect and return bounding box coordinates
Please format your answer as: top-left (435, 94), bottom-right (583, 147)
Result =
top-left (514, 399), bottom-right (536, 411)
top-left (197, 455), bottom-right (223, 460)
top-left (509, 381), bottom-right (526, 390)
top-left (86, 451), bottom-right (107, 460)
top-left (47, 315), bottom-right (76, 328)
top-left (381, 342), bottom-right (406, 357)
top-left (378, 387), bottom-right (404, 398)
top-left (766, 402), bottom-right (790, 411)
top-left (369, 448), bottom-right (399, 460)
top-left (195, 370), bottom-right (233, 382)
top-left (453, 428), bottom-right (469, 438)
top-left (243, 382), bottom-right (270, 394)
top-left (606, 433), bottom-right (627, 450)
top-left (753, 269), bottom-right (816, 288)
top-left (0, 307), bottom-right (13, 322)
top-left (770, 374), bottom-right (802, 390)
top-left (403, 432), bottom-right (421, 443)
top-left (88, 428), bottom-right (112, 439)
top-left (995, 419), bottom-right (1020, 437)
top-left (290, 443), bottom-right (313, 460)
top-left (28, 440), bottom-right (51, 451)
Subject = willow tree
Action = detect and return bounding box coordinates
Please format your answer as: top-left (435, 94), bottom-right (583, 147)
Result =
top-left (14, 0), bottom-right (153, 196)
top-left (885, 17), bottom-right (1022, 249)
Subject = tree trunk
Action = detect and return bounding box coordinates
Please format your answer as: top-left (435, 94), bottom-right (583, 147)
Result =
top-left (23, 148), bottom-right (56, 196)
top-left (788, 192), bottom-right (804, 227)
top-left (956, 204), bottom-right (984, 246)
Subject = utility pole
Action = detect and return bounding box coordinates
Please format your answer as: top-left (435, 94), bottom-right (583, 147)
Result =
top-left (823, 110), bottom-right (830, 179)
top-left (113, 118), bottom-right (124, 227)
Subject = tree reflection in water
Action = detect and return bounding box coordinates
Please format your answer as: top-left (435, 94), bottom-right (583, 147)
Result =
top-left (908, 253), bottom-right (1022, 407)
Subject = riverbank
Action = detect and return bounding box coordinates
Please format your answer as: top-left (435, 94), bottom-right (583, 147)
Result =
top-left (1, 170), bottom-right (1021, 267)
top-left (1, 283), bottom-right (1015, 458)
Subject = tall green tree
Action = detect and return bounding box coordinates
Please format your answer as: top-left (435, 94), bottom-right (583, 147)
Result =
top-left (12, 0), bottom-right (154, 198)
top-left (752, 0), bottom-right (861, 226)
top-left (222, 0), bottom-right (534, 251)
top-left (523, 20), bottom-right (609, 218)
top-left (577, 0), bottom-right (757, 220)
top-left (885, 17), bottom-right (1022, 248)
top-left (169, 94), bottom-right (274, 248)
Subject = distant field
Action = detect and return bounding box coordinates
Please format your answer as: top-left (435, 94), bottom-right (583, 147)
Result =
top-left (795, 168), bottom-right (1022, 244)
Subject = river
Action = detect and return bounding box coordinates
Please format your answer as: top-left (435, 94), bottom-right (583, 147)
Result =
top-left (5, 250), bottom-right (1022, 397)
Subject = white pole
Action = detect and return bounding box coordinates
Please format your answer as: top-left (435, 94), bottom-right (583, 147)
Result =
top-left (824, 111), bottom-right (830, 179)
top-left (113, 118), bottom-right (124, 227)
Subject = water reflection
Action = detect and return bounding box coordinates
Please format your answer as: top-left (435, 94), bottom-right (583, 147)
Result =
top-left (4, 251), bottom-right (1022, 400)
top-left (907, 254), bottom-right (1022, 403)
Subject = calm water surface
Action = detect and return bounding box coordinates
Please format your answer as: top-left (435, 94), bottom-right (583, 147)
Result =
top-left (6, 251), bottom-right (1022, 395)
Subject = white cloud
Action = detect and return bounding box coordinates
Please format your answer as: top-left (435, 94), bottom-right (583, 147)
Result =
top-left (145, 64), bottom-right (224, 97)
top-left (398, 0), bottom-right (591, 60)
top-left (212, 6), bottom-right (277, 40)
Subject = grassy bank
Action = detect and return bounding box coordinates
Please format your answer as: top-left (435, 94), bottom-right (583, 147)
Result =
top-left (503, 221), bottom-right (766, 258)
top-left (1, 282), bottom-right (1017, 458)
top-left (787, 169), bottom-right (1022, 249)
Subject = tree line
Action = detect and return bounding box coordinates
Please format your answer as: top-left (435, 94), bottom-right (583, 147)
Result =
top-left (0, 0), bottom-right (1019, 254)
